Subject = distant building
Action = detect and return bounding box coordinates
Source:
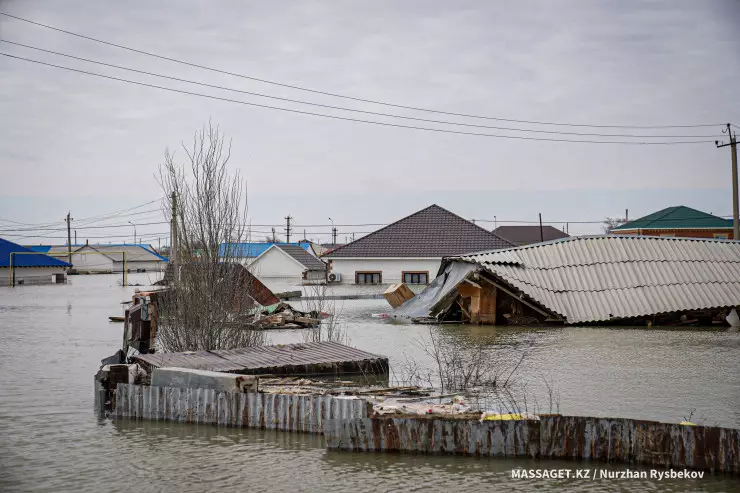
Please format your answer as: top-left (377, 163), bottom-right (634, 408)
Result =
top-left (319, 243), bottom-right (345, 256)
top-left (0, 238), bottom-right (71, 285)
top-left (26, 243), bottom-right (167, 272)
top-left (323, 204), bottom-right (515, 285)
top-left (610, 206), bottom-right (734, 239)
top-left (219, 242), bottom-right (314, 263)
top-left (492, 225), bottom-right (569, 246)
top-left (249, 244), bottom-right (327, 283)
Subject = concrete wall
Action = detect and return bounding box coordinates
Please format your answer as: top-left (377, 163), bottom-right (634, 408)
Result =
top-left (326, 258), bottom-right (442, 284)
top-left (250, 247), bottom-right (304, 278)
top-left (0, 266), bottom-right (66, 285)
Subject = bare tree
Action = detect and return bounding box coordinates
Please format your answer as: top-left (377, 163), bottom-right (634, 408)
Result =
top-left (301, 284), bottom-right (349, 345)
top-left (156, 122), bottom-right (266, 352)
top-left (603, 216), bottom-right (627, 233)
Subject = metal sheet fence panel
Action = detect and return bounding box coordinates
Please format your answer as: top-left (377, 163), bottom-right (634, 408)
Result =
top-left (324, 418), bottom-right (539, 458)
top-left (325, 416), bottom-right (740, 474)
top-left (114, 384), bottom-right (368, 434)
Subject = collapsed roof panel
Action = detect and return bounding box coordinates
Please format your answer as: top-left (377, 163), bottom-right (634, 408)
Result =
top-left (455, 235), bottom-right (740, 324)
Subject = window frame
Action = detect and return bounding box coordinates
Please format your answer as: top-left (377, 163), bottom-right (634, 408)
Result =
top-left (402, 271), bottom-right (429, 285)
top-left (355, 271), bottom-right (382, 285)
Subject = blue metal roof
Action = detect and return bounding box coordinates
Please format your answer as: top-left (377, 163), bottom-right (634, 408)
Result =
top-left (219, 242), bottom-right (311, 258)
top-left (27, 245), bottom-right (52, 253)
top-left (0, 238), bottom-right (71, 268)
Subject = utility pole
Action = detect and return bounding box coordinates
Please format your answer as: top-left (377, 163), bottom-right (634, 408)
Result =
top-left (625, 209), bottom-right (629, 221)
top-left (170, 191), bottom-right (178, 269)
top-left (128, 221), bottom-right (136, 245)
top-left (74, 230), bottom-right (77, 245)
top-left (332, 227), bottom-right (338, 245)
top-left (65, 211), bottom-right (73, 266)
top-left (716, 124), bottom-right (739, 239)
top-left (285, 215), bottom-right (293, 243)
top-left (352, 233), bottom-right (355, 241)
top-left (303, 229), bottom-right (306, 241)
top-left (538, 213), bottom-right (544, 242)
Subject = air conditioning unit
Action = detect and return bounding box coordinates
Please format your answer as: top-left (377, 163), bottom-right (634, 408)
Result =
top-left (327, 272), bottom-right (341, 283)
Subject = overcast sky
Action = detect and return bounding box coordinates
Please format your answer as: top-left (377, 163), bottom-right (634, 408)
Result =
top-left (1, 0), bottom-right (739, 244)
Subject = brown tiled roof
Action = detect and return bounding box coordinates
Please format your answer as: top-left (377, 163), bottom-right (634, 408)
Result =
top-left (275, 244), bottom-right (327, 271)
top-left (492, 225), bottom-right (570, 246)
top-left (324, 205), bottom-right (515, 258)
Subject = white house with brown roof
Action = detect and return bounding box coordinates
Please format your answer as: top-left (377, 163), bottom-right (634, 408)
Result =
top-left (249, 244), bottom-right (327, 283)
top-left (323, 205), bottom-right (515, 285)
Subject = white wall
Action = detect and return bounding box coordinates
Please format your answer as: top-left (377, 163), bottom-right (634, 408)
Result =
top-left (0, 267), bottom-right (66, 285)
top-left (327, 258), bottom-right (442, 284)
top-left (250, 247), bottom-right (304, 278)
top-left (72, 252), bottom-right (116, 272)
top-left (117, 260), bottom-right (166, 272)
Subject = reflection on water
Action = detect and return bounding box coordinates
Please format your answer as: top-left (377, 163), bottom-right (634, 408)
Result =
top-left (1, 275), bottom-right (739, 492)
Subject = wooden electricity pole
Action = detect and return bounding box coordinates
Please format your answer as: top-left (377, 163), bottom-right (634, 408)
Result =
top-left (716, 124), bottom-right (739, 239)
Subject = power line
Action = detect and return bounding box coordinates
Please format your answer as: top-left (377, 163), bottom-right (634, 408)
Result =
top-left (0, 11), bottom-right (726, 130)
top-left (0, 52), bottom-right (717, 146)
top-left (0, 39), bottom-right (725, 140)
top-left (73, 198), bottom-right (162, 225)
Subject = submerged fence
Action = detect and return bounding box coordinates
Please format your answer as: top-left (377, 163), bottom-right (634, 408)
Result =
top-left (324, 416), bottom-right (740, 474)
top-left (114, 383), bottom-right (371, 434)
top-left (110, 383), bottom-right (740, 474)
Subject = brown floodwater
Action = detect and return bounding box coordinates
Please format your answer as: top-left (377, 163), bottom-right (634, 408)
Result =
top-left (1, 274), bottom-right (739, 492)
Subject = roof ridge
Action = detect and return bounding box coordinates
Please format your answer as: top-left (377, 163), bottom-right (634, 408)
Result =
top-left (642, 205), bottom-right (684, 228)
top-left (326, 204), bottom-right (515, 257)
top-left (324, 204), bottom-right (443, 256)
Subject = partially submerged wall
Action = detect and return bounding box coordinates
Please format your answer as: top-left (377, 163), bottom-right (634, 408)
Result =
top-left (324, 415), bottom-right (740, 474)
top-left (113, 383), bottom-right (371, 434)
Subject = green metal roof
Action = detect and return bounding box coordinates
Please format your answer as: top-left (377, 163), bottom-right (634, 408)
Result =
top-left (612, 206), bottom-right (732, 231)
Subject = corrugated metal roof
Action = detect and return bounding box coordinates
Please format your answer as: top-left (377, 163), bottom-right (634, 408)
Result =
top-left (0, 238), bottom-right (71, 268)
top-left (76, 244), bottom-right (167, 262)
top-left (134, 341), bottom-right (387, 373)
top-left (455, 235), bottom-right (740, 324)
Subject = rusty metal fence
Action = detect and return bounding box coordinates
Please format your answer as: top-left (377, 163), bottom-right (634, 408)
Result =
top-left (114, 383), bottom-right (371, 434)
top-left (324, 416), bottom-right (740, 474)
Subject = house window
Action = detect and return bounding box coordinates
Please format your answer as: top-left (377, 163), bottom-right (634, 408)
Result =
top-left (403, 271), bottom-right (429, 284)
top-left (714, 233), bottom-right (729, 239)
top-left (355, 271), bottom-right (382, 284)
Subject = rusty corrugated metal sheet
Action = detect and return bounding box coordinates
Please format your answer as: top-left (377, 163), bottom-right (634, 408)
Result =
top-left (114, 383), bottom-right (371, 433)
top-left (454, 235), bottom-right (740, 323)
top-left (324, 417), bottom-right (539, 457)
top-left (325, 416), bottom-right (740, 474)
top-left (133, 341), bottom-right (388, 375)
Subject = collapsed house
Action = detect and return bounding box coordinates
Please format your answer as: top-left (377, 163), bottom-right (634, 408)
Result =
top-left (393, 235), bottom-right (740, 326)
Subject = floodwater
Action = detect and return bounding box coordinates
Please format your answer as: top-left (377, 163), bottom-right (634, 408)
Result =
top-left (1, 274), bottom-right (739, 492)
